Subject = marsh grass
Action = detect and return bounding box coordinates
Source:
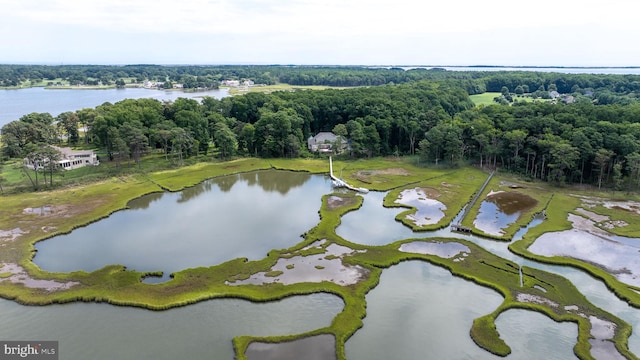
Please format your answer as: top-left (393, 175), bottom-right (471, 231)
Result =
top-left (510, 192), bottom-right (640, 308)
top-left (1, 157), bottom-right (638, 359)
top-left (383, 167), bottom-right (489, 230)
top-left (228, 84), bottom-right (347, 95)
top-left (460, 175), bottom-right (555, 240)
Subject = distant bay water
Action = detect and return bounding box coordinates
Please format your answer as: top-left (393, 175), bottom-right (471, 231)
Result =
top-left (401, 66), bottom-right (640, 75)
top-left (0, 87), bottom-right (229, 128)
top-left (2, 66), bottom-right (640, 128)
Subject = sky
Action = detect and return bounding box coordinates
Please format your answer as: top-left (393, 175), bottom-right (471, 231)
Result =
top-left (1, 0), bottom-right (639, 66)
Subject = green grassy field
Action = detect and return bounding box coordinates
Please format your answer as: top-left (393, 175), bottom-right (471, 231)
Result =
top-left (227, 83), bottom-right (348, 95)
top-left (470, 92), bottom-right (546, 106)
top-left (470, 92), bottom-right (502, 106)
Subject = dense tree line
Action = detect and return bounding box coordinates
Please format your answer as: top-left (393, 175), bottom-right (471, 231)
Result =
top-left (438, 100), bottom-right (640, 189)
top-left (1, 80), bottom-right (471, 163)
top-left (3, 72), bottom-right (640, 191)
top-left (2, 65), bottom-right (639, 104)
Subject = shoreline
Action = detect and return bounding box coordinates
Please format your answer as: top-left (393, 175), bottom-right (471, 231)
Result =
top-left (0, 158), bottom-right (639, 359)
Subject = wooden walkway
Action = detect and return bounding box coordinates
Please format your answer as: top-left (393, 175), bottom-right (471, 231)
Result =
top-left (451, 170), bottom-right (495, 233)
top-left (329, 157), bottom-right (369, 193)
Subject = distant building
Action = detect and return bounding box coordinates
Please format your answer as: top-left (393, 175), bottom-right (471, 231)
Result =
top-left (307, 132), bottom-right (348, 154)
top-left (24, 146), bottom-right (99, 171)
top-left (222, 80), bottom-right (240, 87)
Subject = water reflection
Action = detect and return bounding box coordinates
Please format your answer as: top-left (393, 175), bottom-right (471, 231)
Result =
top-left (337, 190), bottom-right (640, 356)
top-left (246, 334), bottom-right (336, 360)
top-left (473, 191), bottom-right (537, 236)
top-left (177, 181), bottom-right (214, 203)
top-left (528, 214), bottom-right (640, 287)
top-left (26, 173), bottom-right (640, 358)
top-left (0, 293), bottom-right (343, 360)
top-left (495, 310), bottom-right (578, 359)
top-left (34, 170), bottom-right (331, 277)
top-left (394, 187), bottom-right (446, 226)
top-left (127, 192), bottom-right (164, 210)
top-left (238, 171), bottom-right (312, 195)
top-left (346, 261), bottom-right (505, 359)
top-left (336, 191), bottom-right (425, 245)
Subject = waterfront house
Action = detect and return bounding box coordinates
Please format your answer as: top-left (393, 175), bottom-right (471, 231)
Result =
top-left (24, 146), bottom-right (99, 171)
top-left (307, 132), bottom-right (348, 154)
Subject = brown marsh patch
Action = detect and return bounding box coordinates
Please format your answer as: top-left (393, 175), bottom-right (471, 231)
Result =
top-left (354, 168), bottom-right (410, 182)
top-left (326, 195), bottom-right (358, 210)
top-left (486, 191), bottom-right (538, 215)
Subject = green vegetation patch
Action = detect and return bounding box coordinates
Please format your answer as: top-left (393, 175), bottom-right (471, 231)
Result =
top-left (460, 174), bottom-right (555, 240)
top-left (470, 92), bottom-right (502, 106)
top-left (510, 192), bottom-right (640, 308)
top-left (383, 167), bottom-right (489, 230)
top-left (0, 159), bottom-right (637, 360)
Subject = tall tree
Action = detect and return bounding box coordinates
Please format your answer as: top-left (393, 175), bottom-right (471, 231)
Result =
top-left (238, 123), bottom-right (256, 156)
top-left (56, 112), bottom-right (80, 145)
top-left (213, 122), bottom-right (238, 160)
top-left (594, 148), bottom-right (614, 190)
top-left (119, 122), bottom-right (148, 166)
top-left (626, 152), bottom-right (640, 192)
top-left (548, 142), bottom-right (579, 184)
top-left (504, 129), bottom-right (527, 169)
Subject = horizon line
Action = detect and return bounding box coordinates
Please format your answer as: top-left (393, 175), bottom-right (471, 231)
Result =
top-left (0, 63), bottom-right (639, 69)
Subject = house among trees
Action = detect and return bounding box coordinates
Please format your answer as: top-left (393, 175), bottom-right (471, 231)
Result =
top-left (24, 146), bottom-right (99, 171)
top-left (307, 132), bottom-right (348, 154)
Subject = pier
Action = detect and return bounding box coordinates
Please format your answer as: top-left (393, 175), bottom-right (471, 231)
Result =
top-left (329, 157), bottom-right (369, 193)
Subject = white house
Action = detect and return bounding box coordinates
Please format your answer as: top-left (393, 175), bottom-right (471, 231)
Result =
top-left (221, 80), bottom-right (240, 87)
top-left (307, 132), bottom-right (348, 154)
top-left (24, 146), bottom-right (99, 171)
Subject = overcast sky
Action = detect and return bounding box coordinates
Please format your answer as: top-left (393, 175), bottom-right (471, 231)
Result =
top-left (1, 0), bottom-right (639, 66)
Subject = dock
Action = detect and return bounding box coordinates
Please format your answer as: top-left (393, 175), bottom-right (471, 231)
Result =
top-left (450, 224), bottom-right (472, 233)
top-left (329, 157), bottom-right (369, 193)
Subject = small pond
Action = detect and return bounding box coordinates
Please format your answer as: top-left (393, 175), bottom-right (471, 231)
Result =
top-left (34, 170), bottom-right (331, 279)
top-left (394, 187), bottom-right (446, 226)
top-left (336, 191), bottom-right (431, 246)
top-left (473, 191), bottom-right (537, 236)
top-left (528, 213), bottom-right (640, 287)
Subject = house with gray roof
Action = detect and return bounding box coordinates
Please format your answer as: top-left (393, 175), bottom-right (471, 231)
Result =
top-left (307, 132), bottom-right (348, 154)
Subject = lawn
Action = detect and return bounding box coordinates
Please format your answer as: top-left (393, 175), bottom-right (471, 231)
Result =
top-left (470, 92), bottom-right (547, 106)
top-left (470, 92), bottom-right (501, 106)
top-left (227, 83), bottom-right (349, 95)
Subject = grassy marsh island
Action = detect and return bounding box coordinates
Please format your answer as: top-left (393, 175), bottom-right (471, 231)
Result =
top-left (1, 157), bottom-right (640, 359)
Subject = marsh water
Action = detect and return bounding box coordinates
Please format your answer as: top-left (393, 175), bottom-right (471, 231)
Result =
top-left (14, 172), bottom-right (640, 358)
top-left (34, 170), bottom-right (330, 280)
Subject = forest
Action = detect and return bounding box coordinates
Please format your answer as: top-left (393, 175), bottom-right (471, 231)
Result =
top-left (2, 64), bottom-right (640, 102)
top-left (2, 65), bottom-right (640, 192)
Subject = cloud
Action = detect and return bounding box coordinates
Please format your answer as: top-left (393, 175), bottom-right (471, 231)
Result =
top-left (6, 0), bottom-right (635, 36)
top-left (1, 0), bottom-right (638, 65)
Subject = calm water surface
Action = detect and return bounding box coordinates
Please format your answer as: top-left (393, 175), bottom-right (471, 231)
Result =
top-left (34, 170), bottom-right (331, 278)
top-left (14, 174), bottom-right (640, 359)
top-left (0, 293), bottom-right (343, 360)
top-left (0, 87), bottom-right (229, 127)
top-left (345, 261), bottom-right (578, 360)
top-left (337, 190), bottom-right (640, 357)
